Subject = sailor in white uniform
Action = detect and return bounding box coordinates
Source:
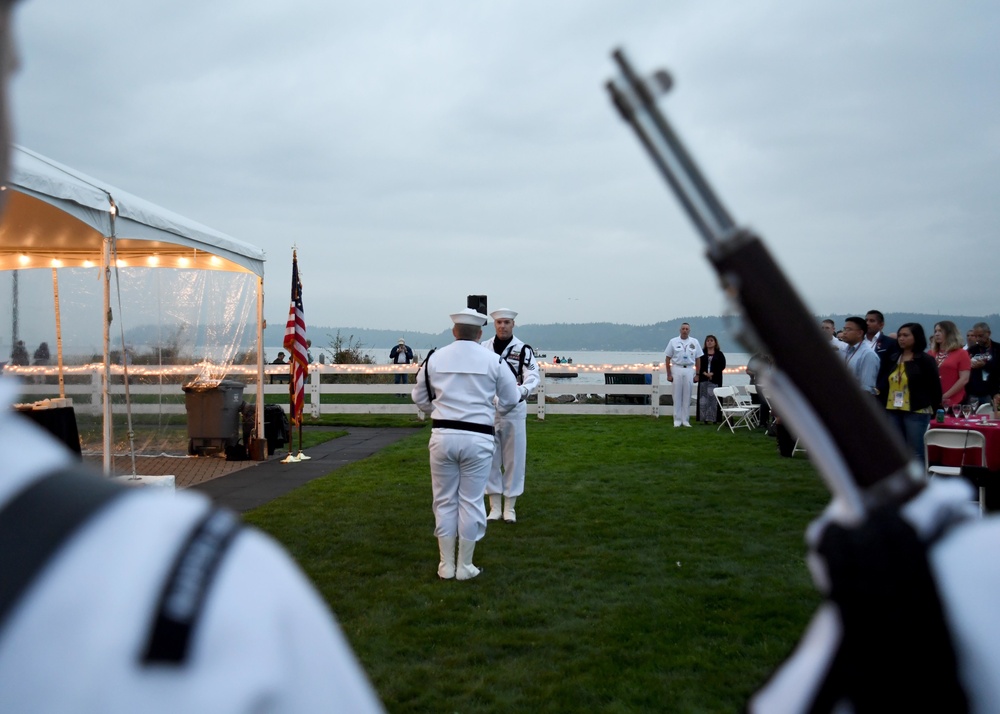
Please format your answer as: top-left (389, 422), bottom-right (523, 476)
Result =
top-left (413, 308), bottom-right (521, 580)
top-left (663, 322), bottom-right (703, 427)
top-left (481, 308), bottom-right (540, 523)
top-left (0, 8), bottom-right (382, 708)
top-left (0, 376), bottom-right (384, 712)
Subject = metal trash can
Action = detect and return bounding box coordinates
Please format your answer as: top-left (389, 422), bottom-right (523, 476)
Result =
top-left (182, 379), bottom-right (246, 455)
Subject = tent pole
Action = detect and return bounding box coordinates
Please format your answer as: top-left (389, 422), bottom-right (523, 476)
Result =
top-left (10, 269), bottom-right (17, 347)
top-left (256, 275), bottom-right (265, 456)
top-left (51, 267), bottom-right (65, 398)
top-left (102, 236), bottom-right (112, 474)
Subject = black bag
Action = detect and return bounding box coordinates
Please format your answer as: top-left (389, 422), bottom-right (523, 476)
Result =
top-left (264, 404), bottom-right (289, 453)
top-left (775, 421), bottom-right (796, 458)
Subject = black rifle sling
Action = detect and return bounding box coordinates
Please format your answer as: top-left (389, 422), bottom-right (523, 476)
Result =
top-left (500, 344), bottom-right (532, 389)
top-left (142, 506), bottom-right (242, 665)
top-left (0, 465), bottom-right (242, 666)
top-left (0, 468), bottom-right (125, 635)
top-left (500, 345), bottom-right (519, 383)
top-left (420, 348), bottom-right (437, 403)
top-left (518, 344), bottom-right (532, 383)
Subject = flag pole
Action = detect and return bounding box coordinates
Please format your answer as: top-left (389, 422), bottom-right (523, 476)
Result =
top-left (281, 365), bottom-right (301, 463)
top-left (281, 247), bottom-right (307, 464)
top-left (282, 358), bottom-right (299, 463)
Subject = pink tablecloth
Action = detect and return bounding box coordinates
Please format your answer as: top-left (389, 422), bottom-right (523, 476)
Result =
top-left (928, 417), bottom-right (1000, 471)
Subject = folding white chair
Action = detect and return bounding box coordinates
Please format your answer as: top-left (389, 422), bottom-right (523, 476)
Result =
top-left (740, 385), bottom-right (762, 428)
top-left (924, 428), bottom-right (988, 516)
top-left (714, 386), bottom-right (753, 433)
top-left (976, 403), bottom-right (995, 416)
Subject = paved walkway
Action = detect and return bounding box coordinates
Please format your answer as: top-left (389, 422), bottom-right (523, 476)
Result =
top-left (86, 427), bottom-right (418, 512)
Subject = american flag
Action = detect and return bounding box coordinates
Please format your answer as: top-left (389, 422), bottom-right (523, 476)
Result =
top-left (283, 251), bottom-right (308, 425)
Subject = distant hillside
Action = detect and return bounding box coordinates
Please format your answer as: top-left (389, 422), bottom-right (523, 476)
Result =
top-left (262, 313), bottom-right (998, 353)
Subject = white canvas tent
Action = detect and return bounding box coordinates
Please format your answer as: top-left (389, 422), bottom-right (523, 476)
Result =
top-left (0, 145), bottom-right (267, 472)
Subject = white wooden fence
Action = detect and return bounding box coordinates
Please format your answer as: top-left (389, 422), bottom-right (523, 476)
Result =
top-left (6, 363), bottom-right (687, 419)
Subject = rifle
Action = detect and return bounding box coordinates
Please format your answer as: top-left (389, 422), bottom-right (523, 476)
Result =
top-left (606, 49), bottom-right (919, 519)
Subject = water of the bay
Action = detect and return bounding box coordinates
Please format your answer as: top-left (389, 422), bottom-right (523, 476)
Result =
top-left (282, 347), bottom-right (751, 387)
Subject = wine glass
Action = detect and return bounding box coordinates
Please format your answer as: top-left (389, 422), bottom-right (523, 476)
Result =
top-left (951, 404), bottom-right (963, 419)
top-left (962, 404), bottom-right (974, 420)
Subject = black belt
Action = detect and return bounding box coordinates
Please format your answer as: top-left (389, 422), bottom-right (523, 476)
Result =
top-left (431, 419), bottom-right (495, 436)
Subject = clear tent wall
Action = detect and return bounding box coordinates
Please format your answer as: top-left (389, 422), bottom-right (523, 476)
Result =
top-left (1, 265), bottom-right (257, 456)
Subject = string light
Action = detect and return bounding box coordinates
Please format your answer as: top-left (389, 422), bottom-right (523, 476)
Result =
top-left (540, 363), bottom-right (745, 375)
top-left (4, 362), bottom-right (747, 377)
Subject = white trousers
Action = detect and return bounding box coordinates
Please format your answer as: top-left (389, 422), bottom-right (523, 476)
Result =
top-left (429, 431), bottom-right (494, 541)
top-left (486, 413), bottom-right (527, 498)
top-left (672, 365), bottom-right (695, 425)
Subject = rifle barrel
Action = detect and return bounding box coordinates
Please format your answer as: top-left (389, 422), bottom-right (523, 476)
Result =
top-left (607, 48), bottom-right (917, 509)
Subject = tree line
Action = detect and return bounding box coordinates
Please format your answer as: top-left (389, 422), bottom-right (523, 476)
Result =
top-left (261, 313), bottom-right (999, 353)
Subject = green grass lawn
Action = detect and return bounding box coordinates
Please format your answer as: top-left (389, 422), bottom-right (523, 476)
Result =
top-left (244, 417), bottom-right (827, 713)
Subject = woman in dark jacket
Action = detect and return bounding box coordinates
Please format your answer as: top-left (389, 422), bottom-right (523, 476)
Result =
top-left (696, 335), bottom-right (726, 423)
top-left (876, 322), bottom-right (941, 459)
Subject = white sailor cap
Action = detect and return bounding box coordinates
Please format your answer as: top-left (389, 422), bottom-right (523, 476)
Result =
top-left (398, 338), bottom-right (406, 344)
top-left (450, 308), bottom-right (489, 326)
top-left (489, 308), bottom-right (517, 321)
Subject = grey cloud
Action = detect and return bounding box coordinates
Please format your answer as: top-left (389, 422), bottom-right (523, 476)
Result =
top-left (9, 0), bottom-right (998, 334)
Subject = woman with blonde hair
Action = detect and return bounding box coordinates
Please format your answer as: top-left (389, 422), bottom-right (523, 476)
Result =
top-left (929, 320), bottom-right (971, 408)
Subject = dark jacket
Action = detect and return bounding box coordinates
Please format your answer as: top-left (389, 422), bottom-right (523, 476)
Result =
top-left (870, 332), bottom-right (898, 359)
top-left (876, 351), bottom-right (942, 412)
top-left (389, 344), bottom-right (414, 364)
top-left (968, 341), bottom-right (1000, 399)
top-left (697, 350), bottom-right (726, 387)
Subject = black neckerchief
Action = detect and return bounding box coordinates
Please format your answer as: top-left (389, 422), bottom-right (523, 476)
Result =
top-left (493, 336), bottom-right (513, 356)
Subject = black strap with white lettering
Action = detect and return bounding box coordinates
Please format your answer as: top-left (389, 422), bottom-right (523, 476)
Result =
top-left (0, 465), bottom-right (243, 667)
top-left (0, 468), bottom-right (126, 636)
top-left (141, 507), bottom-right (242, 665)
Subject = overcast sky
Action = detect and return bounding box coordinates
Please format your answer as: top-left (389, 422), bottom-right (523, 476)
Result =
top-left (10, 0), bottom-right (999, 334)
